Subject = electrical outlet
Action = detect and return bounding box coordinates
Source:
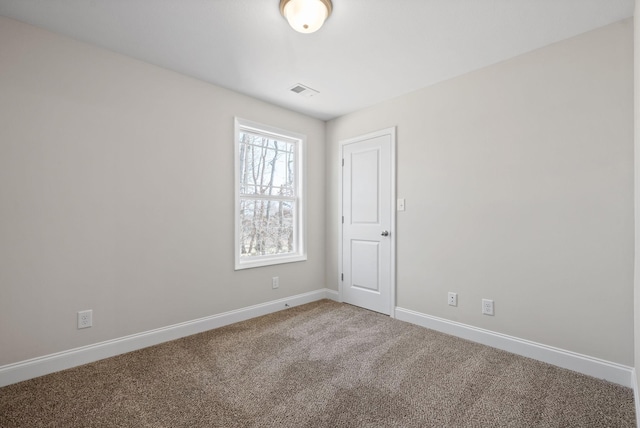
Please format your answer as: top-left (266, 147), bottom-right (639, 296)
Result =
top-left (482, 299), bottom-right (494, 316)
top-left (77, 310), bottom-right (92, 329)
top-left (272, 276), bottom-right (279, 289)
top-left (447, 292), bottom-right (457, 306)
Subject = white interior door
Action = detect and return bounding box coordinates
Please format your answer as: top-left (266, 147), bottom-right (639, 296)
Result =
top-left (341, 128), bottom-right (395, 315)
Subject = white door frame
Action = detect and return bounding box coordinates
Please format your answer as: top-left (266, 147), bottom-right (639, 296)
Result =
top-left (338, 127), bottom-right (396, 317)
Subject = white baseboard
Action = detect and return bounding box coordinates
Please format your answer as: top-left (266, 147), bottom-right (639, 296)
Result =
top-left (395, 307), bottom-right (634, 388)
top-left (324, 288), bottom-right (339, 301)
top-left (633, 368), bottom-right (640, 428)
top-left (0, 288), bottom-right (338, 388)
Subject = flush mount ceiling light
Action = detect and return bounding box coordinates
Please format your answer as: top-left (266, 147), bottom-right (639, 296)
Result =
top-left (280, 0), bottom-right (333, 34)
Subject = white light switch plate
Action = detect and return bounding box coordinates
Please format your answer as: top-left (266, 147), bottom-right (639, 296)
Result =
top-left (397, 199), bottom-right (405, 211)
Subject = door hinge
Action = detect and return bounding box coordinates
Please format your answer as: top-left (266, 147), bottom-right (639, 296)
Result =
top-left (342, 158), bottom-right (344, 167)
top-left (341, 273), bottom-right (344, 281)
top-left (342, 216), bottom-right (344, 223)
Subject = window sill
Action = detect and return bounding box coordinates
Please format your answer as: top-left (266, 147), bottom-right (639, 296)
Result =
top-left (235, 254), bottom-right (307, 270)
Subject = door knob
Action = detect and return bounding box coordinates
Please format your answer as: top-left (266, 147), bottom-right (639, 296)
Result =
top-left (381, 230), bottom-right (389, 237)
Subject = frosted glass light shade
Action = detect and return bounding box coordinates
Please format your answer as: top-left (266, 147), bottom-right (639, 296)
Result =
top-left (280, 0), bottom-right (333, 34)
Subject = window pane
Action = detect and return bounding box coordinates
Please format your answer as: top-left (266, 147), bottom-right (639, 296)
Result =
top-left (239, 132), bottom-right (295, 197)
top-left (239, 199), bottom-right (294, 257)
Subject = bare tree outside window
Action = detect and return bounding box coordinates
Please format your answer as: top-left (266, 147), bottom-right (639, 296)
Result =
top-left (235, 119), bottom-right (305, 269)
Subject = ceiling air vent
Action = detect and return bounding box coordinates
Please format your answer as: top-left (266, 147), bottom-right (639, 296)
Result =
top-left (289, 83), bottom-right (319, 98)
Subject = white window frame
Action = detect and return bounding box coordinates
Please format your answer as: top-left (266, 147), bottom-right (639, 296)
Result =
top-left (234, 117), bottom-right (307, 270)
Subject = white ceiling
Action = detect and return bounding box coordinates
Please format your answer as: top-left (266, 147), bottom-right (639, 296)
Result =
top-left (0, 0), bottom-right (634, 120)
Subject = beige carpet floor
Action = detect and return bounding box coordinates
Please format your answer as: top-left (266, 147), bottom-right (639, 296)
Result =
top-left (0, 299), bottom-right (635, 427)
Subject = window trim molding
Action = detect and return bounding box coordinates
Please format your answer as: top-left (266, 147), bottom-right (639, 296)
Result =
top-left (234, 117), bottom-right (307, 270)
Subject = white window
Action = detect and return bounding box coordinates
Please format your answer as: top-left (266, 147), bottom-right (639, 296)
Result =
top-left (234, 118), bottom-right (306, 270)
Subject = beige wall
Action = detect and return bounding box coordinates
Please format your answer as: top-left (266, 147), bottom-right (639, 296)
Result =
top-left (1, 14), bottom-right (635, 371)
top-left (0, 16), bottom-right (326, 366)
top-left (327, 20), bottom-right (634, 365)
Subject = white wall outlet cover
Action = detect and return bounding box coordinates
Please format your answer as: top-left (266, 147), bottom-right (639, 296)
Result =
top-left (482, 299), bottom-right (494, 316)
top-left (77, 310), bottom-right (93, 329)
top-left (272, 277), bottom-right (279, 289)
top-left (447, 292), bottom-right (457, 306)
